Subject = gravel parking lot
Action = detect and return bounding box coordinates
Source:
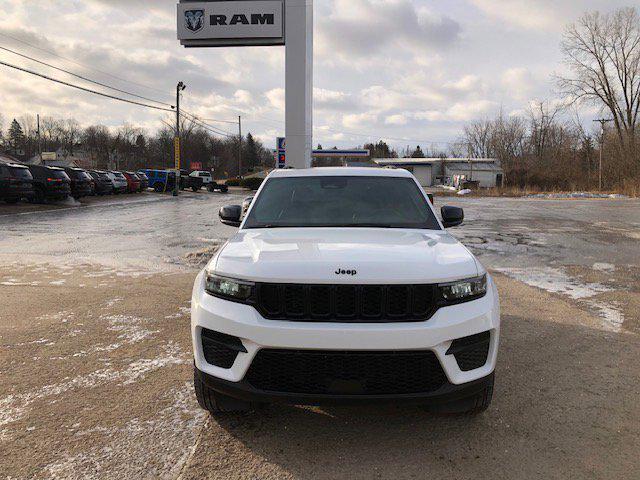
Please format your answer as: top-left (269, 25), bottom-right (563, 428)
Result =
top-left (1, 193), bottom-right (639, 479)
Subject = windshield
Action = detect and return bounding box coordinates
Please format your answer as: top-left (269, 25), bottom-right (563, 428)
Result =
top-left (48, 169), bottom-right (70, 180)
top-left (244, 176), bottom-right (441, 230)
top-left (9, 167), bottom-right (33, 180)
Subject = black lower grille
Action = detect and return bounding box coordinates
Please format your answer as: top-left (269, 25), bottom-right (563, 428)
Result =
top-left (201, 329), bottom-right (246, 369)
top-left (255, 283), bottom-right (438, 322)
top-left (245, 349), bottom-right (447, 395)
top-left (446, 331), bottom-right (490, 371)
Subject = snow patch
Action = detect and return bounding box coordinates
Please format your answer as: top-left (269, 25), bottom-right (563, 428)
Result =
top-left (496, 266), bottom-right (612, 299)
top-left (104, 315), bottom-right (158, 344)
top-left (593, 262), bottom-right (615, 273)
top-left (527, 192), bottom-right (627, 199)
top-left (496, 266), bottom-right (624, 332)
top-left (0, 343), bottom-right (188, 429)
top-left (44, 383), bottom-right (205, 480)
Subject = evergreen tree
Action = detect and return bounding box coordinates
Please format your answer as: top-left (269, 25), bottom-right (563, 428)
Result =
top-left (8, 119), bottom-right (25, 150)
top-left (364, 140), bottom-right (397, 158)
top-left (244, 132), bottom-right (259, 169)
top-left (410, 145), bottom-right (425, 158)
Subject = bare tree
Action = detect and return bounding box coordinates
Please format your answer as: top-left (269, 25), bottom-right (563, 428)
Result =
top-left (558, 7), bottom-right (640, 155)
top-left (462, 119), bottom-right (493, 158)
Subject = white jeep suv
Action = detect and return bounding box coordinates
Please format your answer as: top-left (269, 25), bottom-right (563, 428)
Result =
top-left (192, 168), bottom-right (500, 414)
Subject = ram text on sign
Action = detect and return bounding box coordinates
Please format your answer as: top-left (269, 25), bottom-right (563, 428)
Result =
top-left (177, 1), bottom-right (284, 47)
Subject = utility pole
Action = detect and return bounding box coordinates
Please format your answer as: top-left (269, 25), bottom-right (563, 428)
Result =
top-left (467, 142), bottom-right (473, 182)
top-left (37, 114), bottom-right (42, 162)
top-left (174, 81), bottom-right (186, 196)
top-left (593, 118), bottom-right (612, 191)
top-left (238, 115), bottom-right (242, 178)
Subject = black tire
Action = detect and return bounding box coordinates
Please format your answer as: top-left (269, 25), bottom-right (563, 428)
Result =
top-left (427, 374), bottom-right (494, 415)
top-left (220, 185), bottom-right (229, 193)
top-left (207, 183), bottom-right (215, 192)
top-left (34, 187), bottom-right (46, 204)
top-left (154, 183), bottom-right (164, 192)
top-left (194, 368), bottom-right (253, 414)
top-left (192, 186), bottom-right (199, 192)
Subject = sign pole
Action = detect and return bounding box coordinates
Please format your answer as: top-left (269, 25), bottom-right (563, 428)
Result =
top-left (285, 0), bottom-right (313, 169)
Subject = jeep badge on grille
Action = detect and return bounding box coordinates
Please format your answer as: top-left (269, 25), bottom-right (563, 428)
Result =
top-left (335, 269), bottom-right (357, 275)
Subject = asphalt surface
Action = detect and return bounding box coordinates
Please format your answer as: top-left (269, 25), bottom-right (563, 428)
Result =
top-left (1, 192), bottom-right (639, 479)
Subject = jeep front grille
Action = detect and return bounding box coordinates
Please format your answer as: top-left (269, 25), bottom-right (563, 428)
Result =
top-left (255, 283), bottom-right (438, 322)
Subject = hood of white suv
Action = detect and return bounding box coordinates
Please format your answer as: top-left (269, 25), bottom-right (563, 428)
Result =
top-left (211, 228), bottom-right (480, 284)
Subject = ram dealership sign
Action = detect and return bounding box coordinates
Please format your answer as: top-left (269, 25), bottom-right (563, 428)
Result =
top-left (177, 1), bottom-right (284, 47)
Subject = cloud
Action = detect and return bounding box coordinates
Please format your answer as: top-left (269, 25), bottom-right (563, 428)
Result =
top-left (0, 0), bottom-right (612, 150)
top-left (317, 0), bottom-right (461, 59)
top-left (385, 114), bottom-right (408, 125)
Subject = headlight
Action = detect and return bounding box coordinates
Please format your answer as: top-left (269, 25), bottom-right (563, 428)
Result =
top-left (438, 274), bottom-right (487, 304)
top-left (205, 274), bottom-right (254, 302)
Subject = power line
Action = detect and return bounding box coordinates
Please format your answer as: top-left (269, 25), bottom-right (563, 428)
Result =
top-left (0, 31), bottom-right (170, 97)
top-left (180, 111), bottom-right (235, 136)
top-left (181, 110), bottom-right (238, 125)
top-left (181, 113), bottom-right (235, 137)
top-left (0, 60), bottom-right (174, 112)
top-left (0, 45), bottom-right (174, 108)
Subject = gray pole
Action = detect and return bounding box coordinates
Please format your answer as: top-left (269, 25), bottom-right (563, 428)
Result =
top-left (593, 118), bottom-right (612, 191)
top-left (238, 115), bottom-right (242, 178)
top-left (285, 0), bottom-right (313, 168)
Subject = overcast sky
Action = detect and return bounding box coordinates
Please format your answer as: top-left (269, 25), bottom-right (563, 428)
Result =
top-left (0, 0), bottom-right (633, 150)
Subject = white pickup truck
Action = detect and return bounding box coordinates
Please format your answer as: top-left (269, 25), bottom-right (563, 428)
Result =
top-left (191, 167), bottom-right (500, 415)
top-left (189, 170), bottom-right (229, 193)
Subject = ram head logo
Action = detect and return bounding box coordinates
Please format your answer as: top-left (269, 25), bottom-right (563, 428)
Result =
top-left (185, 9), bottom-right (205, 33)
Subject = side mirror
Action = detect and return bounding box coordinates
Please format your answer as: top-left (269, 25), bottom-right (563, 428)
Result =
top-left (441, 206), bottom-right (464, 228)
top-left (242, 196), bottom-right (254, 216)
top-left (219, 204), bottom-right (242, 227)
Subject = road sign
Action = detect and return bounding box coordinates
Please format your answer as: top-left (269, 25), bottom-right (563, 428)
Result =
top-left (174, 137), bottom-right (181, 169)
top-left (178, 0), bottom-right (312, 169)
top-left (276, 137), bottom-right (286, 168)
top-left (178, 1), bottom-right (285, 47)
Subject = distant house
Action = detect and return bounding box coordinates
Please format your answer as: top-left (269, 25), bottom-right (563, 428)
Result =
top-left (0, 153), bottom-right (21, 165)
top-left (373, 158), bottom-right (504, 188)
top-left (26, 148), bottom-right (97, 169)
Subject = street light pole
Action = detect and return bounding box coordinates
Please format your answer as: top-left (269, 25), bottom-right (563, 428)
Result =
top-left (238, 115), bottom-right (242, 178)
top-left (593, 118), bottom-right (612, 191)
top-left (174, 81), bottom-right (186, 197)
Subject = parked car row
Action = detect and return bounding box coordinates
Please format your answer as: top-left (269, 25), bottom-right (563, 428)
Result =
top-left (0, 164), bottom-right (153, 204)
top-left (1, 164), bottom-right (229, 205)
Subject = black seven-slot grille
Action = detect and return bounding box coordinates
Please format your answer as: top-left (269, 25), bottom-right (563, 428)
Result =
top-left (245, 349), bottom-right (448, 395)
top-left (255, 283), bottom-right (438, 322)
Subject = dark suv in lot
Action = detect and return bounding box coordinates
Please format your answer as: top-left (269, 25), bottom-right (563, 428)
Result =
top-left (88, 170), bottom-right (114, 195)
top-left (136, 171), bottom-right (149, 191)
top-left (64, 167), bottom-right (94, 199)
top-left (0, 163), bottom-right (35, 204)
top-left (28, 165), bottom-right (71, 203)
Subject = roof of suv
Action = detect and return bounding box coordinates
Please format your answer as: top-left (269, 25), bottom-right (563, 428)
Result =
top-left (267, 167), bottom-right (413, 179)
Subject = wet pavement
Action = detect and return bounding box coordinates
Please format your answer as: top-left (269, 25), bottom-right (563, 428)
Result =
top-left (0, 191), bottom-right (245, 271)
top-left (1, 192), bottom-right (639, 479)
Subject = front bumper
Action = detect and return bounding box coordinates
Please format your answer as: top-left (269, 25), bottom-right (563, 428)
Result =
top-left (197, 366), bottom-right (494, 406)
top-left (191, 270), bottom-right (500, 400)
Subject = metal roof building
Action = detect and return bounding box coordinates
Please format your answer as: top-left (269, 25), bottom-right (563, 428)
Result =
top-left (373, 158), bottom-right (503, 188)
